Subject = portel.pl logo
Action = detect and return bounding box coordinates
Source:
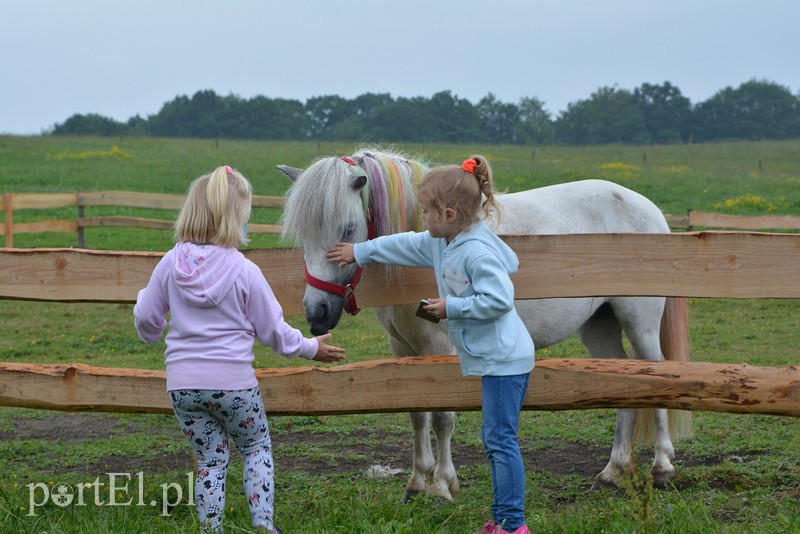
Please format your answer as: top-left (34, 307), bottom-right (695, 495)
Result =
top-left (27, 472), bottom-right (194, 517)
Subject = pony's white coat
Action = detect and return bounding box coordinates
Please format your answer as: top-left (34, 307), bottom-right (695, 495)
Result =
top-left (279, 149), bottom-right (691, 500)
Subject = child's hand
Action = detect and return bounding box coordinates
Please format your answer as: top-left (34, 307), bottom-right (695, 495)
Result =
top-left (424, 297), bottom-right (447, 319)
top-left (326, 242), bottom-right (356, 267)
top-left (312, 333), bottom-right (346, 363)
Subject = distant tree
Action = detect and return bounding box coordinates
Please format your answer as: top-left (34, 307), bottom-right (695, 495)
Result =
top-left (554, 100), bottom-right (591, 145)
top-left (361, 96), bottom-right (432, 142)
top-left (585, 86), bottom-right (648, 144)
top-left (145, 94), bottom-right (191, 137)
top-left (240, 96), bottom-right (306, 140)
top-left (514, 96), bottom-right (555, 144)
top-left (145, 91), bottom-right (225, 138)
top-left (268, 97), bottom-right (308, 140)
top-left (351, 93), bottom-right (394, 118)
top-left (47, 80), bottom-right (800, 144)
top-left (183, 90), bottom-right (227, 138)
top-left (360, 91), bottom-right (482, 143)
top-left (320, 93), bottom-right (393, 142)
top-left (126, 115), bottom-right (147, 135)
top-left (556, 86), bottom-right (648, 144)
top-left (305, 95), bottom-right (353, 138)
top-left (216, 94), bottom-right (250, 138)
top-left (476, 93), bottom-right (519, 144)
top-left (51, 113), bottom-right (126, 136)
top-left (635, 81), bottom-right (691, 143)
top-left (427, 91), bottom-right (484, 143)
top-left (692, 79), bottom-right (800, 141)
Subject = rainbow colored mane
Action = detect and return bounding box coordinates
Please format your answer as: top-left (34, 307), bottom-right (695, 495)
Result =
top-left (280, 149), bottom-right (428, 249)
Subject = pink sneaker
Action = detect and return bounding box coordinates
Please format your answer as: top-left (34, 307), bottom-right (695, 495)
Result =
top-left (480, 520), bottom-right (531, 534)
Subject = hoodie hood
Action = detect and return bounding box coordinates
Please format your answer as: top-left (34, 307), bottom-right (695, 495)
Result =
top-left (447, 221), bottom-right (519, 274)
top-left (173, 242), bottom-right (245, 307)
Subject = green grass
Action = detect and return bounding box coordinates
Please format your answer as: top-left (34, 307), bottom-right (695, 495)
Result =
top-left (1, 137), bottom-right (800, 532)
top-left (2, 136), bottom-right (800, 249)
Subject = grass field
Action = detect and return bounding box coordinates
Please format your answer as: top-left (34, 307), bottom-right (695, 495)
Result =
top-left (1, 136), bottom-right (799, 533)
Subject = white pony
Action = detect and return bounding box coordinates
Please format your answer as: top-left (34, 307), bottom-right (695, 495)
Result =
top-left (277, 149), bottom-right (691, 501)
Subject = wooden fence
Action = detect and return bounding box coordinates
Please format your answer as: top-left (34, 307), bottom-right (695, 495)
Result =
top-left (1, 232), bottom-right (799, 416)
top-left (1, 191), bottom-right (285, 247)
top-left (665, 210), bottom-right (800, 231)
top-left (4, 191), bottom-right (800, 248)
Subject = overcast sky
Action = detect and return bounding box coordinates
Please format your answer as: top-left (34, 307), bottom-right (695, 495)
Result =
top-left (2, 0), bottom-right (798, 135)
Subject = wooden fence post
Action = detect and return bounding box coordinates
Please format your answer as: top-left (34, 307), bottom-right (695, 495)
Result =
top-left (77, 189), bottom-right (84, 248)
top-left (3, 193), bottom-right (12, 248)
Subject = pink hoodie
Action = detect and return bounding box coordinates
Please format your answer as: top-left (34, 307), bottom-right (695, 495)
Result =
top-left (134, 242), bottom-right (318, 391)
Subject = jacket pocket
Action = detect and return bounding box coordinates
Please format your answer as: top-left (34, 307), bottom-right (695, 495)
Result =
top-left (449, 322), bottom-right (502, 361)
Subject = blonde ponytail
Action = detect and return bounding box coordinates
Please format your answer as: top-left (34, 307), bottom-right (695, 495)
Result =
top-left (175, 165), bottom-right (253, 247)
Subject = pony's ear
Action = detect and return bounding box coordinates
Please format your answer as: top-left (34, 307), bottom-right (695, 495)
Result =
top-left (276, 165), bottom-right (304, 182)
top-left (350, 175), bottom-right (367, 190)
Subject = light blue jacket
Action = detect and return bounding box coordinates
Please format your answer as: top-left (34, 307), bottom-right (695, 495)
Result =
top-left (354, 221), bottom-right (535, 377)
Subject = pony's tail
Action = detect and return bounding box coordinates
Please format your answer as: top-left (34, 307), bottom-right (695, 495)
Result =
top-left (661, 296), bottom-right (693, 441)
top-left (634, 297), bottom-right (693, 444)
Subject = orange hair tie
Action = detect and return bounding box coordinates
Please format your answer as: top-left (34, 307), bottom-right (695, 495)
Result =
top-left (461, 159), bottom-right (477, 174)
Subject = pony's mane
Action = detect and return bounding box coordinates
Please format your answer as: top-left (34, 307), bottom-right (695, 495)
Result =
top-left (280, 148), bottom-right (428, 249)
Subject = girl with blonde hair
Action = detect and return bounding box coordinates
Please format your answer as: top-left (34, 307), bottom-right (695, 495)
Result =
top-left (136, 165), bottom-right (345, 533)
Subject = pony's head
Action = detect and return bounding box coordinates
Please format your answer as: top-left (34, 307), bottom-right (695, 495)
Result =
top-left (278, 149), bottom-right (426, 334)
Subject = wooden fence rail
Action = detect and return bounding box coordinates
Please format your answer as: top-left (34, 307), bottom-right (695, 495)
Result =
top-left (1, 232), bottom-right (799, 416)
top-left (2, 232), bottom-right (799, 311)
top-left (4, 191), bottom-right (800, 248)
top-left (666, 210), bottom-right (800, 231)
top-left (2, 358), bottom-right (798, 417)
top-left (1, 191), bottom-right (285, 247)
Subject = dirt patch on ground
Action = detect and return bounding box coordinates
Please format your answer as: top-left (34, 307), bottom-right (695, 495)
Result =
top-left (0, 413), bottom-right (131, 442)
top-left (3, 413), bottom-right (726, 481)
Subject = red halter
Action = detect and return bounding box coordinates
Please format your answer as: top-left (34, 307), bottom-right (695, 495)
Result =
top-left (304, 158), bottom-right (375, 315)
top-left (304, 207), bottom-right (375, 316)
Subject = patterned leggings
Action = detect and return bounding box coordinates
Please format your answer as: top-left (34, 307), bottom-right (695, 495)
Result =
top-left (170, 387), bottom-right (275, 532)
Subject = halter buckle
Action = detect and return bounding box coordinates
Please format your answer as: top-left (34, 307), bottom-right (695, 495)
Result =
top-left (342, 284), bottom-right (361, 315)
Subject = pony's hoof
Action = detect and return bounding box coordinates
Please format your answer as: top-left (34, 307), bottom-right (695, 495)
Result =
top-left (426, 490), bottom-right (454, 503)
top-left (401, 490), bottom-right (419, 503)
top-left (426, 480), bottom-right (455, 503)
top-left (650, 469), bottom-right (675, 489)
top-left (591, 477), bottom-right (620, 491)
top-left (424, 492), bottom-right (453, 507)
top-left (449, 479), bottom-right (460, 499)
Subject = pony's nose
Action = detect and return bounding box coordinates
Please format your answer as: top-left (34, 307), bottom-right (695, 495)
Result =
top-left (304, 299), bottom-right (342, 336)
top-left (309, 322), bottom-right (329, 336)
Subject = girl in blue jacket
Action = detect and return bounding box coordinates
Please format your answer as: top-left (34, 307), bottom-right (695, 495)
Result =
top-left (327, 156), bottom-right (534, 534)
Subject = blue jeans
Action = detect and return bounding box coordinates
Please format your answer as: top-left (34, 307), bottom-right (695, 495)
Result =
top-left (482, 373), bottom-right (530, 531)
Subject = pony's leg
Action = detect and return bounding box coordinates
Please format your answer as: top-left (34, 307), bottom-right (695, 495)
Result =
top-left (429, 411), bottom-right (458, 500)
top-left (577, 304), bottom-right (637, 489)
top-left (389, 330), bottom-right (458, 501)
top-left (383, 309), bottom-right (458, 501)
top-left (401, 413), bottom-right (458, 502)
top-left (403, 412), bottom-right (457, 501)
top-left (404, 411), bottom-right (435, 501)
top-left (593, 409), bottom-right (638, 490)
top-left (615, 297), bottom-right (676, 488)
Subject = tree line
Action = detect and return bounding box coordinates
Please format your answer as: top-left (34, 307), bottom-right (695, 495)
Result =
top-left (51, 79), bottom-right (800, 145)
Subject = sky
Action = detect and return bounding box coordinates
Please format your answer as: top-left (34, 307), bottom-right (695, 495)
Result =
top-left (2, 0), bottom-right (798, 135)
